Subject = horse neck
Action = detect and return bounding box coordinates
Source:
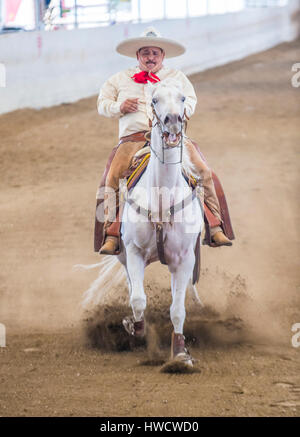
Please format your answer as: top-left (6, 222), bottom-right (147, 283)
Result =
top-left (147, 125), bottom-right (184, 192)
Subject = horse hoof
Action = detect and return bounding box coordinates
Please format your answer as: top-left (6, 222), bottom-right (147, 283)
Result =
top-left (161, 357), bottom-right (198, 374)
top-left (122, 316), bottom-right (135, 336)
top-left (170, 332), bottom-right (195, 367)
top-left (122, 316), bottom-right (145, 337)
top-left (174, 352), bottom-right (194, 367)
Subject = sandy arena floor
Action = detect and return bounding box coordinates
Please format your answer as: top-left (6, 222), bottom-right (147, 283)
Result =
top-left (0, 40), bottom-right (299, 417)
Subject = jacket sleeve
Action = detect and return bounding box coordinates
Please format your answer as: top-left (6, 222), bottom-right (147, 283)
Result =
top-left (97, 76), bottom-right (123, 118)
top-left (179, 72), bottom-right (197, 118)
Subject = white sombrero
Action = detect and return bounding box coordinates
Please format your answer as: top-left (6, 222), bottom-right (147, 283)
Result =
top-left (116, 27), bottom-right (186, 59)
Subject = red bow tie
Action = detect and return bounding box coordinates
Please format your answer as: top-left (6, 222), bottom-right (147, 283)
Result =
top-left (131, 71), bottom-right (160, 84)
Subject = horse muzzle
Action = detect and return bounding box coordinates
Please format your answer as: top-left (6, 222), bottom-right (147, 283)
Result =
top-left (163, 131), bottom-right (182, 147)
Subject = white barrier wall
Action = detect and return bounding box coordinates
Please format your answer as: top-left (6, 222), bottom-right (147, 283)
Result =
top-left (0, 0), bottom-right (299, 114)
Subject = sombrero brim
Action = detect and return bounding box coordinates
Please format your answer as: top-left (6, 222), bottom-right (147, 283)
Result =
top-left (116, 37), bottom-right (186, 59)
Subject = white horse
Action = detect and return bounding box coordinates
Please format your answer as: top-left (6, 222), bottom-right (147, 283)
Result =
top-left (116, 79), bottom-right (204, 366)
top-left (78, 79), bottom-right (204, 366)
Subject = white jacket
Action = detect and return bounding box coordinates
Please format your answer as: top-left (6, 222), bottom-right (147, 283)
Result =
top-left (97, 65), bottom-right (197, 138)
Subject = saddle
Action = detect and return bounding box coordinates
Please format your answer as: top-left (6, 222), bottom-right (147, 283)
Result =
top-left (124, 144), bottom-right (198, 192)
top-left (94, 134), bottom-right (235, 283)
top-left (95, 141), bottom-right (234, 238)
top-left (98, 145), bottom-right (202, 283)
top-left (124, 146), bottom-right (151, 191)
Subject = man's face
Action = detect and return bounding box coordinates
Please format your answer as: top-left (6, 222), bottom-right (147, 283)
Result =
top-left (136, 46), bottom-right (165, 73)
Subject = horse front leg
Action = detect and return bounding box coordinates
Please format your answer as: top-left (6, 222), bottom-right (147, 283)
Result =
top-left (169, 249), bottom-right (195, 366)
top-left (122, 242), bottom-right (146, 337)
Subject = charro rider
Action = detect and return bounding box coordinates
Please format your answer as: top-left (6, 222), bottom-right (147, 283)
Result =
top-left (95, 27), bottom-right (234, 255)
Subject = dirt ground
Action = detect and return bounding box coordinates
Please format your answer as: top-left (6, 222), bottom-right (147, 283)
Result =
top-left (0, 40), bottom-right (299, 417)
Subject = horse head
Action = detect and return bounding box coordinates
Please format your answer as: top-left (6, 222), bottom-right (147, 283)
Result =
top-left (147, 79), bottom-right (186, 149)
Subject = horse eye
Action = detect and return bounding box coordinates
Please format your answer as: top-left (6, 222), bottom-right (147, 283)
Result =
top-left (181, 96), bottom-right (186, 102)
top-left (152, 98), bottom-right (158, 105)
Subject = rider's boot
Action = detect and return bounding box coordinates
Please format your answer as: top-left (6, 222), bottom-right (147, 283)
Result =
top-left (99, 211), bottom-right (121, 255)
top-left (211, 229), bottom-right (233, 246)
top-left (99, 235), bottom-right (119, 255)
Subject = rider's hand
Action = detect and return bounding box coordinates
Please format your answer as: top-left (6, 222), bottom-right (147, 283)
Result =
top-left (120, 98), bottom-right (139, 114)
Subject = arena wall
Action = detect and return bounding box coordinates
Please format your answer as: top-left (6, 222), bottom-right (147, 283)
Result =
top-left (0, 0), bottom-right (299, 114)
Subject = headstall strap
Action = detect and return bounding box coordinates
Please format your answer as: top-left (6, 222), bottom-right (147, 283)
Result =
top-left (184, 108), bottom-right (190, 121)
top-left (183, 108), bottom-right (189, 133)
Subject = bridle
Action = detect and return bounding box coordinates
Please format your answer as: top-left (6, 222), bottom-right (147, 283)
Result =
top-left (150, 103), bottom-right (186, 165)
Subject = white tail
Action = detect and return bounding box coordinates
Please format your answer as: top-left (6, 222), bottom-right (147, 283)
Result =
top-left (74, 256), bottom-right (126, 308)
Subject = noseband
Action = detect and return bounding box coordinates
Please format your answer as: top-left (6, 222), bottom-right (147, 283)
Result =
top-left (150, 104), bottom-right (186, 165)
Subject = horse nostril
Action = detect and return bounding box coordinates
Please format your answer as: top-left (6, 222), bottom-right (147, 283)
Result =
top-left (164, 113), bottom-right (179, 125)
